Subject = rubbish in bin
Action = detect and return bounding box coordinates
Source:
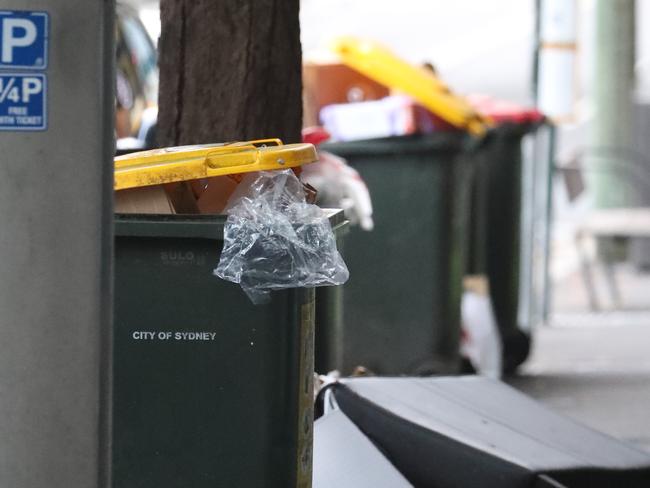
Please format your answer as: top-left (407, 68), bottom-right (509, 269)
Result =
top-left (302, 127), bottom-right (374, 230)
top-left (303, 62), bottom-right (390, 127)
top-left (114, 185), bottom-right (175, 214)
top-left (319, 95), bottom-right (451, 142)
top-left (301, 149), bottom-right (374, 230)
top-left (114, 139), bottom-right (318, 214)
top-left (214, 170), bottom-right (349, 304)
top-left (331, 36), bottom-right (492, 135)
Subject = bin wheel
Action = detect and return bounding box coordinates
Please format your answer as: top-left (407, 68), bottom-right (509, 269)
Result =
top-left (412, 358), bottom-right (462, 377)
top-left (502, 330), bottom-right (532, 375)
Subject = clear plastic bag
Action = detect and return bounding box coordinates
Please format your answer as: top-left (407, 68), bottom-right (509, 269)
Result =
top-left (214, 170), bottom-right (349, 304)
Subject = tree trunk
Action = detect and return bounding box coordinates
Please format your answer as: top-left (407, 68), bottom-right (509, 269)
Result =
top-left (157, 0), bottom-right (303, 147)
top-left (155, 5), bottom-right (312, 488)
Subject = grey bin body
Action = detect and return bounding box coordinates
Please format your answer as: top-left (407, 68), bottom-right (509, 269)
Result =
top-left (313, 410), bottom-right (412, 488)
top-left (322, 133), bottom-right (472, 375)
top-left (112, 212), bottom-right (349, 487)
top-left (326, 377), bottom-right (650, 488)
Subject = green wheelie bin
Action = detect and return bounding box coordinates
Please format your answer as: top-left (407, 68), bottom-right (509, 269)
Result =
top-left (466, 100), bottom-right (546, 373)
top-left (112, 141), bottom-right (343, 488)
top-left (322, 133), bottom-right (473, 375)
top-left (316, 36), bottom-right (549, 375)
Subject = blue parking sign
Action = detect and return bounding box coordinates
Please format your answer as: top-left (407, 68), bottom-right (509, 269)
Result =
top-left (0, 73), bottom-right (47, 131)
top-left (0, 11), bottom-right (49, 70)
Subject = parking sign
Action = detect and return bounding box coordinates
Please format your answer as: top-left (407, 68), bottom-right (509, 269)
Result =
top-left (0, 73), bottom-right (47, 130)
top-left (0, 11), bottom-right (49, 70)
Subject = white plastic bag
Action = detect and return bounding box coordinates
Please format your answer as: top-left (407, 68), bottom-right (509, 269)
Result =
top-left (214, 170), bottom-right (349, 304)
top-left (300, 150), bottom-right (374, 231)
top-left (460, 276), bottom-right (502, 378)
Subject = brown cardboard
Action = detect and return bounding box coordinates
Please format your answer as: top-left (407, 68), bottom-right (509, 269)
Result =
top-left (115, 173), bottom-right (315, 216)
top-left (163, 182), bottom-right (200, 214)
top-left (192, 175), bottom-right (240, 214)
top-left (115, 186), bottom-right (175, 214)
top-left (303, 63), bottom-right (390, 127)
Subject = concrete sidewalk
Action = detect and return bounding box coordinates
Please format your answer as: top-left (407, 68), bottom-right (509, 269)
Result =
top-left (510, 265), bottom-right (650, 453)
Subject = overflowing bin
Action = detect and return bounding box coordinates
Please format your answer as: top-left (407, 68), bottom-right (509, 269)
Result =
top-left (312, 38), bottom-right (551, 375)
top-left (311, 38), bottom-right (488, 375)
top-left (112, 141), bottom-right (346, 487)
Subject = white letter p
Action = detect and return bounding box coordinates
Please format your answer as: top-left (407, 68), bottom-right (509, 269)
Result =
top-left (2, 18), bottom-right (37, 64)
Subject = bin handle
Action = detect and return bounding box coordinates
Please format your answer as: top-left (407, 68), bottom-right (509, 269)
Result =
top-left (204, 139), bottom-right (284, 169)
top-left (248, 138), bottom-right (283, 147)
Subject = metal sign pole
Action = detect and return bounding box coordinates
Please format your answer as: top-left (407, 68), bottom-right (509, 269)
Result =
top-left (0, 2), bottom-right (114, 487)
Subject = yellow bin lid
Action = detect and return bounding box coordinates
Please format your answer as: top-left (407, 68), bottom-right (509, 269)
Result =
top-left (331, 37), bottom-right (492, 136)
top-left (114, 139), bottom-right (318, 191)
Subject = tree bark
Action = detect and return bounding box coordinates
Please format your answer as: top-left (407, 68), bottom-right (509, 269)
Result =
top-left (157, 0), bottom-right (303, 146)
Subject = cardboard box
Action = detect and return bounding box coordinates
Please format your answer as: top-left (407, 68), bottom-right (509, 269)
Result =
top-left (189, 176), bottom-right (239, 215)
top-left (115, 186), bottom-right (175, 214)
top-left (303, 63), bottom-right (390, 127)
